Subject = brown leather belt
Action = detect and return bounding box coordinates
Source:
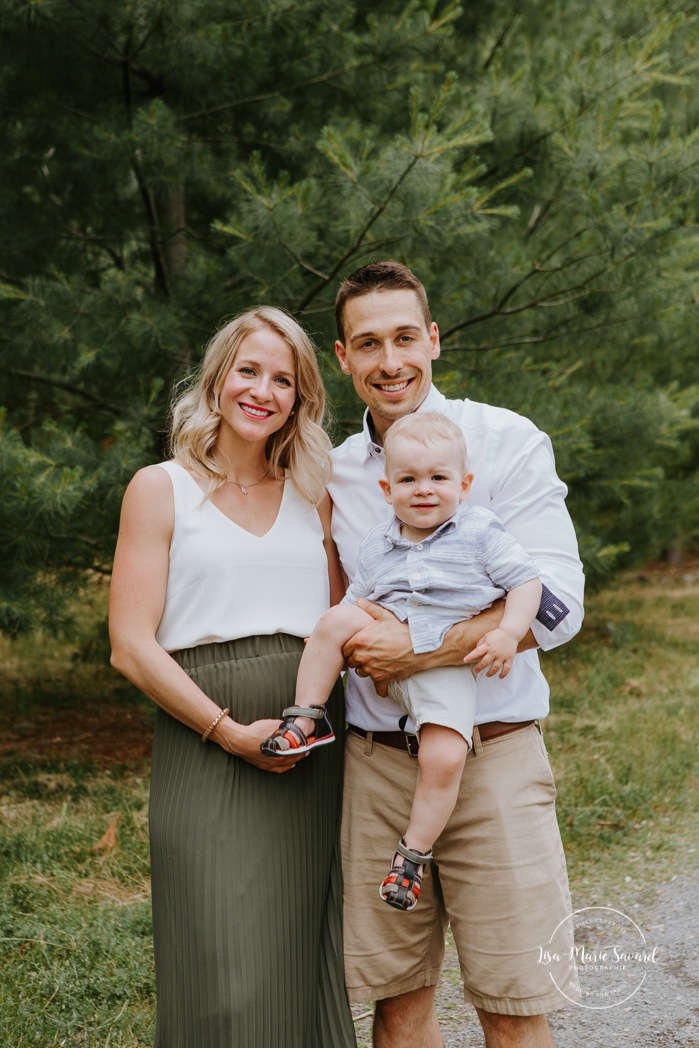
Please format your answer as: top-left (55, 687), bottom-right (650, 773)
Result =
top-left (347, 720), bottom-right (535, 757)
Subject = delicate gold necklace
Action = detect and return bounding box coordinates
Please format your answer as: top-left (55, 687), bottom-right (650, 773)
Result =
top-left (223, 468), bottom-right (270, 494)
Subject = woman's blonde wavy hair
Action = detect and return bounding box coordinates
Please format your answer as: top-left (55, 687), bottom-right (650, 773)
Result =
top-left (169, 306), bottom-right (333, 506)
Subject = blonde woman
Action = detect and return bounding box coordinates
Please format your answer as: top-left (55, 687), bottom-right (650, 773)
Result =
top-left (109, 307), bottom-right (356, 1047)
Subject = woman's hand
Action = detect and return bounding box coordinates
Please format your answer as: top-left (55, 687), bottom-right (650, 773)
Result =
top-left (217, 717), bottom-right (309, 774)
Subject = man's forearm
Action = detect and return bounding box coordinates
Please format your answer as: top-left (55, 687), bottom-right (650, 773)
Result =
top-left (345, 598), bottom-right (538, 687)
top-left (423, 600), bottom-right (538, 671)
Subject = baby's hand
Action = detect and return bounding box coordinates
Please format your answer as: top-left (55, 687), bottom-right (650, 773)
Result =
top-left (463, 628), bottom-right (518, 679)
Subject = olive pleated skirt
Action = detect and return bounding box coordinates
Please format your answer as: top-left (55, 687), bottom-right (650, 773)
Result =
top-left (149, 634), bottom-right (356, 1048)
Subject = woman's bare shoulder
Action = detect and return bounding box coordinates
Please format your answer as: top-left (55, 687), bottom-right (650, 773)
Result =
top-left (119, 464), bottom-right (176, 535)
top-left (129, 462), bottom-right (175, 489)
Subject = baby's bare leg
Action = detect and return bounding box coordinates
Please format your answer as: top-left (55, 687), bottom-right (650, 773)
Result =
top-left (403, 724), bottom-right (468, 854)
top-left (291, 604), bottom-right (374, 735)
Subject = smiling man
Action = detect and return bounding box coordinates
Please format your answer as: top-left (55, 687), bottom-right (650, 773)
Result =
top-left (327, 261), bottom-right (584, 1048)
top-left (336, 285), bottom-right (439, 429)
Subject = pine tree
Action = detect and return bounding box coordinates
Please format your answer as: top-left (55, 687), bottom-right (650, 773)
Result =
top-left (1, 0), bottom-right (698, 633)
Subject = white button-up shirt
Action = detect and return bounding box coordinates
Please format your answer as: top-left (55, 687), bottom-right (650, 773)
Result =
top-left (328, 385), bottom-right (585, 731)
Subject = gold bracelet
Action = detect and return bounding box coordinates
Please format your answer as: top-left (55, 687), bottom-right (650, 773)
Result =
top-left (201, 707), bottom-right (230, 743)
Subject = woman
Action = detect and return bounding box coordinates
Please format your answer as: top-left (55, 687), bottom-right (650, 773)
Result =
top-left (109, 307), bottom-right (356, 1047)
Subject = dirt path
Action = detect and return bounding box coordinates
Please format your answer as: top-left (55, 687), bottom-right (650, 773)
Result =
top-left (352, 863), bottom-right (699, 1047)
top-left (548, 869), bottom-right (699, 1047)
top-left (0, 703), bottom-right (154, 764)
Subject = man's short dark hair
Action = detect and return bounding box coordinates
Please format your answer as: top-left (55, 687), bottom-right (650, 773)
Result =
top-left (334, 261), bottom-right (432, 342)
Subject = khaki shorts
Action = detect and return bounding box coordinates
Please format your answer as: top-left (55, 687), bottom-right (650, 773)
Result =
top-left (341, 722), bottom-right (579, 1015)
top-left (388, 664), bottom-right (476, 746)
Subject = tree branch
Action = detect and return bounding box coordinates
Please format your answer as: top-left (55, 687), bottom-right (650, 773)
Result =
top-left (179, 21), bottom-right (449, 122)
top-left (483, 10), bottom-right (520, 72)
top-left (270, 216), bottom-right (330, 280)
top-left (441, 313), bottom-right (637, 354)
top-left (60, 226), bottom-right (125, 270)
top-left (119, 45), bottom-right (170, 298)
top-left (441, 263), bottom-right (612, 338)
top-left (5, 369), bottom-right (121, 417)
top-left (441, 202), bottom-right (687, 341)
top-left (292, 156), bottom-right (421, 314)
top-left (476, 13), bottom-right (683, 188)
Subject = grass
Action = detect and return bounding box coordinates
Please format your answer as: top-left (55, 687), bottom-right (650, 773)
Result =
top-left (1, 609), bottom-right (156, 1047)
top-left (2, 562), bottom-right (698, 1046)
top-left (0, 764), bottom-right (154, 1046)
top-left (545, 565), bottom-right (699, 893)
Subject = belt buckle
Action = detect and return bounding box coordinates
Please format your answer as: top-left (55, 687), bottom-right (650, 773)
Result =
top-left (403, 732), bottom-right (419, 758)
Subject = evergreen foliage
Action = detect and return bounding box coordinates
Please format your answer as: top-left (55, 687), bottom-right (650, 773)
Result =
top-left (1, 0), bottom-right (698, 633)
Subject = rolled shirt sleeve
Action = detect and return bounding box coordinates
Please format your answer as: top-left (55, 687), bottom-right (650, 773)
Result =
top-left (484, 423), bottom-right (584, 651)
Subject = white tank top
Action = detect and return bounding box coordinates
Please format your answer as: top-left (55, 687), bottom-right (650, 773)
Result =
top-left (155, 461), bottom-right (330, 652)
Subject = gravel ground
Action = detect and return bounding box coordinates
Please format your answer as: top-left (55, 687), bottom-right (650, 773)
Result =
top-left (353, 863), bottom-right (699, 1047)
top-left (548, 869), bottom-right (699, 1048)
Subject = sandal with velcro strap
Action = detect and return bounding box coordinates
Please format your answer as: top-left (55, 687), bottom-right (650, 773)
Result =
top-left (379, 838), bottom-right (433, 912)
top-left (260, 705), bottom-right (335, 757)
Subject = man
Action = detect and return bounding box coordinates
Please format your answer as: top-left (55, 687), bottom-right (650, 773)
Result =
top-left (327, 261), bottom-right (584, 1048)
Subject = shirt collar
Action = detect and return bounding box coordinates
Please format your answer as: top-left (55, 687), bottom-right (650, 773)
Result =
top-left (383, 500), bottom-right (466, 549)
top-left (362, 411), bottom-right (385, 461)
top-left (416, 385), bottom-right (449, 415)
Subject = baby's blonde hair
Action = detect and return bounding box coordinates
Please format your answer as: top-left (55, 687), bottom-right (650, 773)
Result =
top-left (383, 411), bottom-right (468, 474)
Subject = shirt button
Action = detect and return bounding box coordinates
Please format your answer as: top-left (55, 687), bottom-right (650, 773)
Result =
top-left (413, 572), bottom-right (422, 579)
top-left (407, 599), bottom-right (418, 607)
top-left (416, 543), bottom-right (423, 550)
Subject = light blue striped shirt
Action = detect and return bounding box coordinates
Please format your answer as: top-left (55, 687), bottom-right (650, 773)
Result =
top-left (343, 502), bottom-right (538, 654)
